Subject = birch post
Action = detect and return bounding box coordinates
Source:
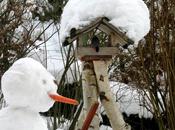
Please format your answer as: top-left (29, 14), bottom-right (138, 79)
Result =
top-left (75, 61), bottom-right (100, 130)
top-left (93, 60), bottom-right (131, 130)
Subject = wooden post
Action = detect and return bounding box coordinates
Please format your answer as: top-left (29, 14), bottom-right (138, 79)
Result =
top-left (93, 60), bottom-right (131, 130)
top-left (75, 61), bottom-right (100, 130)
top-left (82, 102), bottom-right (99, 130)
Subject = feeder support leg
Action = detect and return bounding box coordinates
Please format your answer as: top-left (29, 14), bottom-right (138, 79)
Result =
top-left (76, 61), bottom-right (100, 130)
top-left (93, 60), bottom-right (131, 130)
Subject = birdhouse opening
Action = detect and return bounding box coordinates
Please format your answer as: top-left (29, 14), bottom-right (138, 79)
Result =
top-left (76, 28), bottom-right (119, 61)
top-left (78, 28), bottom-right (111, 48)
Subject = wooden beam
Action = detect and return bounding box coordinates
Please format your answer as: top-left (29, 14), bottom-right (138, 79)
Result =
top-left (82, 102), bottom-right (99, 130)
top-left (63, 18), bottom-right (103, 46)
top-left (102, 19), bottom-right (134, 45)
top-left (80, 55), bottom-right (112, 61)
top-left (76, 47), bottom-right (119, 59)
top-left (110, 32), bottom-right (124, 47)
top-left (63, 17), bottom-right (134, 47)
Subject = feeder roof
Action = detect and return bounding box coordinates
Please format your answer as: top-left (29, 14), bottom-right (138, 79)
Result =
top-left (59, 0), bottom-right (150, 46)
top-left (62, 17), bottom-right (134, 46)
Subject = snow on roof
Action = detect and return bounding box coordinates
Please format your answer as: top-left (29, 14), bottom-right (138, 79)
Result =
top-left (59, 0), bottom-right (150, 45)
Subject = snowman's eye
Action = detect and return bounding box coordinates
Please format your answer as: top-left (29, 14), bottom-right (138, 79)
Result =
top-left (42, 79), bottom-right (47, 85)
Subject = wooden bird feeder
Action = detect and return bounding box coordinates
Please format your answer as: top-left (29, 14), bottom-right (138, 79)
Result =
top-left (62, 17), bottom-right (133, 130)
top-left (63, 17), bottom-right (134, 61)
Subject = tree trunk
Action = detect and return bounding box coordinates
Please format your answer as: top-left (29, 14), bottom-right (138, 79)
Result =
top-left (93, 60), bottom-right (130, 130)
top-left (75, 61), bottom-right (100, 130)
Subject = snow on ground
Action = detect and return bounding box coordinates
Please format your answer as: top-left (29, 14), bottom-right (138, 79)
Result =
top-left (56, 125), bottom-right (113, 130)
top-left (59, 0), bottom-right (150, 45)
top-left (101, 81), bottom-right (153, 118)
top-left (100, 125), bottom-right (112, 130)
top-left (46, 118), bottom-right (70, 130)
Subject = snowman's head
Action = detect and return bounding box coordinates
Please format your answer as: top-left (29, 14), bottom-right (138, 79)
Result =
top-left (1, 58), bottom-right (78, 112)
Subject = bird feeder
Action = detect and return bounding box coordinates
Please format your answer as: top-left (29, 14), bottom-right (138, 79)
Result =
top-left (63, 17), bottom-right (134, 61)
top-left (62, 17), bottom-right (133, 130)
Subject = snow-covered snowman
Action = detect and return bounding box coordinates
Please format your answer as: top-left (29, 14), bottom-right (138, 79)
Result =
top-left (0, 57), bottom-right (78, 130)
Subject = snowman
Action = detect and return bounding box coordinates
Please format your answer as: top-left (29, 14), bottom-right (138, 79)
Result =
top-left (0, 58), bottom-right (78, 130)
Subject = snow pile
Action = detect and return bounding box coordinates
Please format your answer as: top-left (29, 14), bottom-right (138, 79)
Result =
top-left (59, 0), bottom-right (150, 44)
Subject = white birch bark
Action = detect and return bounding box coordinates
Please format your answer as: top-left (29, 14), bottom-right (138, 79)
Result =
top-left (93, 60), bottom-right (131, 130)
top-left (75, 61), bottom-right (100, 130)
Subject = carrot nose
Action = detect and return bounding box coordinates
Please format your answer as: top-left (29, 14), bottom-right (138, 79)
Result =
top-left (49, 93), bottom-right (79, 105)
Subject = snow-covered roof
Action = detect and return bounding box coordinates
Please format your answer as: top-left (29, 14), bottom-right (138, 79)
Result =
top-left (59, 0), bottom-right (150, 45)
top-left (62, 17), bottom-right (134, 46)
